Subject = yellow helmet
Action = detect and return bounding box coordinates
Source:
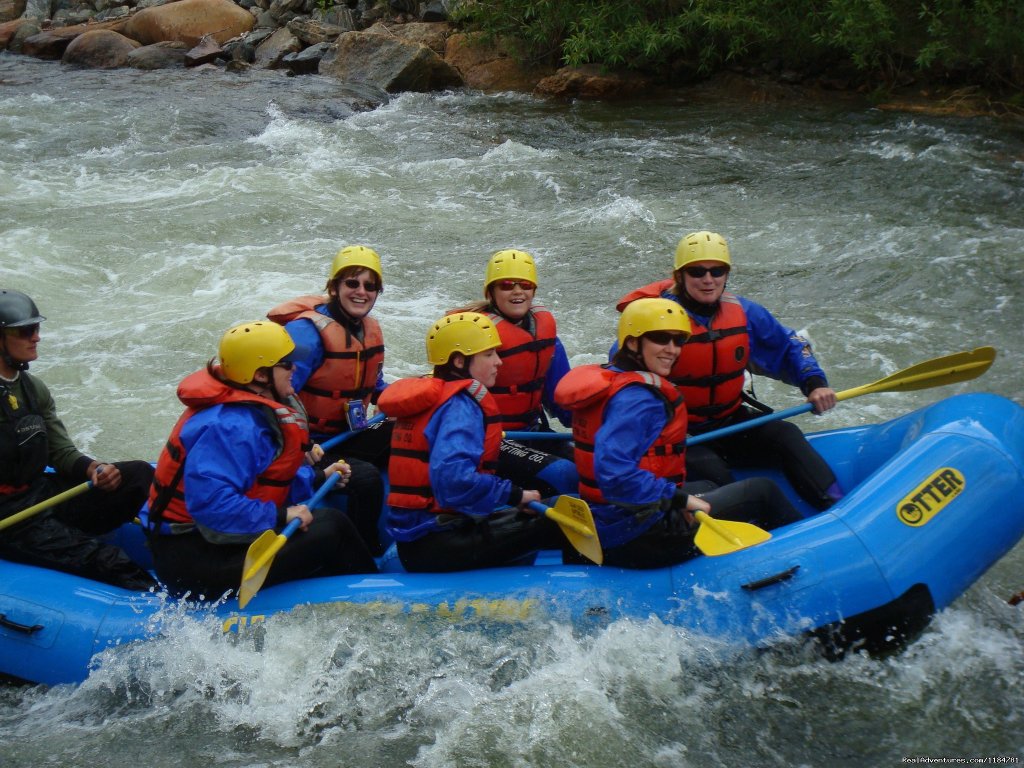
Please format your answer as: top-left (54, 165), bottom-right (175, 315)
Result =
top-left (483, 249), bottom-right (537, 296)
top-left (673, 231), bottom-right (731, 272)
top-left (618, 298), bottom-right (692, 348)
top-left (328, 245), bottom-right (383, 288)
top-left (426, 312), bottom-right (502, 365)
top-left (218, 321), bottom-right (296, 384)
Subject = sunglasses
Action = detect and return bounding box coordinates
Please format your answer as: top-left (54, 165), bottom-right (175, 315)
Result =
top-left (494, 280), bottom-right (536, 291)
top-left (341, 278), bottom-right (380, 292)
top-left (275, 360), bottom-right (295, 371)
top-left (3, 324), bottom-right (40, 339)
top-left (683, 265), bottom-right (729, 279)
top-left (644, 331), bottom-right (687, 347)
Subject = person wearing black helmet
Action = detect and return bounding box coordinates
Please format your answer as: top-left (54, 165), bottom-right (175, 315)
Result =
top-left (0, 288), bottom-right (155, 590)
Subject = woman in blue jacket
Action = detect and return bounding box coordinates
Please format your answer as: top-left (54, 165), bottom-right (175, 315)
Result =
top-left (616, 231), bottom-right (842, 510)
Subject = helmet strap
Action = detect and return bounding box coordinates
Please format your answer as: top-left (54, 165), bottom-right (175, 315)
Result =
top-left (0, 337), bottom-right (29, 373)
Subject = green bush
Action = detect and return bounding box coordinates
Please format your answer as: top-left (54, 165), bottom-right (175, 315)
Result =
top-left (452, 0), bottom-right (1024, 90)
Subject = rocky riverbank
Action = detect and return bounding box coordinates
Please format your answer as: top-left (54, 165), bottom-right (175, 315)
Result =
top-left (1, 0), bottom-right (1018, 118)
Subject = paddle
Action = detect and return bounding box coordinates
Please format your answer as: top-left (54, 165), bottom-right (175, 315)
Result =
top-left (692, 510), bottom-right (770, 556)
top-left (0, 480), bottom-right (92, 533)
top-left (527, 496), bottom-right (603, 565)
top-left (319, 412), bottom-right (387, 452)
top-left (238, 413), bottom-right (387, 607)
top-left (688, 345), bottom-right (997, 446)
top-left (238, 472), bottom-right (342, 608)
top-left (503, 346), bottom-right (997, 445)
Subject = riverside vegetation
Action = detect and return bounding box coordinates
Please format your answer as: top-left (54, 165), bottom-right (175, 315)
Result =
top-left (453, 0), bottom-right (1024, 115)
top-left (1, 0), bottom-right (1021, 116)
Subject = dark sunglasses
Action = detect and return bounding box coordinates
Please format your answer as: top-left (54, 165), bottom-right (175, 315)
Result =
top-left (683, 265), bottom-right (729, 279)
top-left (644, 331), bottom-right (687, 347)
top-left (342, 278), bottom-right (380, 292)
top-left (275, 360), bottom-right (295, 370)
top-left (3, 324), bottom-right (40, 339)
top-left (494, 279), bottom-right (536, 291)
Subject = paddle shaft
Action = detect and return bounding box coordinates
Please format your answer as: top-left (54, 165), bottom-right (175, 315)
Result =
top-left (0, 480), bottom-right (93, 532)
top-left (320, 412), bottom-right (387, 452)
top-left (527, 500), bottom-right (592, 536)
top-left (506, 347), bottom-right (996, 446)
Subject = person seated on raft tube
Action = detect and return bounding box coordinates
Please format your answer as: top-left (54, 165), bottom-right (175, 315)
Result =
top-left (266, 245), bottom-right (389, 555)
top-left (449, 249), bottom-right (577, 496)
top-left (377, 312), bottom-right (571, 573)
top-left (0, 289), bottom-right (155, 591)
top-left (615, 231), bottom-right (843, 511)
top-left (555, 298), bottom-right (802, 569)
top-left (146, 321), bottom-right (377, 599)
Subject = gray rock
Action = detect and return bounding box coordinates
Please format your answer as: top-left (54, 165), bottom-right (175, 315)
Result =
top-left (253, 25), bottom-right (300, 68)
top-left (126, 40), bottom-right (188, 69)
top-left (281, 39), bottom-right (328, 74)
top-left (319, 30), bottom-right (462, 93)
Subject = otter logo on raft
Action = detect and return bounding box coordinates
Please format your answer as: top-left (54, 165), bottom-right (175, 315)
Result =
top-left (897, 467), bottom-right (965, 526)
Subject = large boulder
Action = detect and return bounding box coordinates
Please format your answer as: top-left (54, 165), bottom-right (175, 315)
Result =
top-left (124, 0), bottom-right (254, 46)
top-left (61, 28), bottom-right (140, 68)
top-left (366, 20), bottom-right (450, 56)
top-left (319, 30), bottom-right (462, 93)
top-left (444, 32), bottom-right (548, 93)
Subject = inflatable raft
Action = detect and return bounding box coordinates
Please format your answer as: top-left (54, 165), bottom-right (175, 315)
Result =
top-left (2, 393), bottom-right (1023, 687)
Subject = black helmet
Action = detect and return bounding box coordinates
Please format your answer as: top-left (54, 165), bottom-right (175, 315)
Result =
top-left (0, 289), bottom-right (46, 329)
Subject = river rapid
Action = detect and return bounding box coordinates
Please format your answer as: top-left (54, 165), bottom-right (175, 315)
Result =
top-left (1, 54), bottom-right (1023, 766)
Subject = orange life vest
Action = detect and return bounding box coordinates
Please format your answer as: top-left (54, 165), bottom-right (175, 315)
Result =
top-left (379, 377), bottom-right (503, 513)
top-left (148, 367), bottom-right (310, 526)
top-left (267, 295), bottom-right (385, 435)
top-left (617, 281), bottom-right (749, 428)
top-left (554, 365), bottom-right (688, 504)
top-left (486, 306), bottom-right (557, 430)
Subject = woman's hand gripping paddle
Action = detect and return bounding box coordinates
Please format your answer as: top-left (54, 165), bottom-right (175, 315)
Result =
top-left (238, 472), bottom-right (341, 608)
top-left (527, 496), bottom-right (603, 565)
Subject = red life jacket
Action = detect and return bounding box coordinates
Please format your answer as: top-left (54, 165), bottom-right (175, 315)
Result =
top-left (148, 367), bottom-right (310, 526)
top-left (486, 306), bottom-right (557, 430)
top-left (267, 295), bottom-right (385, 435)
top-left (379, 377), bottom-right (503, 513)
top-left (617, 281), bottom-right (749, 428)
top-left (554, 365), bottom-right (688, 504)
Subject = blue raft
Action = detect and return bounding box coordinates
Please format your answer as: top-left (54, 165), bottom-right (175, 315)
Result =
top-left (2, 393), bottom-right (1023, 687)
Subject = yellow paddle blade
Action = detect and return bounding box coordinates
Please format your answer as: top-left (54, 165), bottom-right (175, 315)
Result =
top-left (544, 496), bottom-right (603, 565)
top-left (238, 529), bottom-right (286, 608)
top-left (693, 510), bottom-right (771, 557)
top-left (837, 346), bottom-right (996, 401)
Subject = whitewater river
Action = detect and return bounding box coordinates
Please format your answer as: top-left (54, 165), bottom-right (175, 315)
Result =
top-left (1, 54), bottom-right (1023, 766)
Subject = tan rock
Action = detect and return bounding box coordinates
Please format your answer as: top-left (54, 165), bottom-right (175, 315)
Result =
top-left (366, 20), bottom-right (450, 56)
top-left (535, 64), bottom-right (652, 100)
top-left (124, 0), bottom-right (254, 47)
top-left (62, 28), bottom-right (140, 68)
top-left (444, 32), bottom-right (548, 93)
